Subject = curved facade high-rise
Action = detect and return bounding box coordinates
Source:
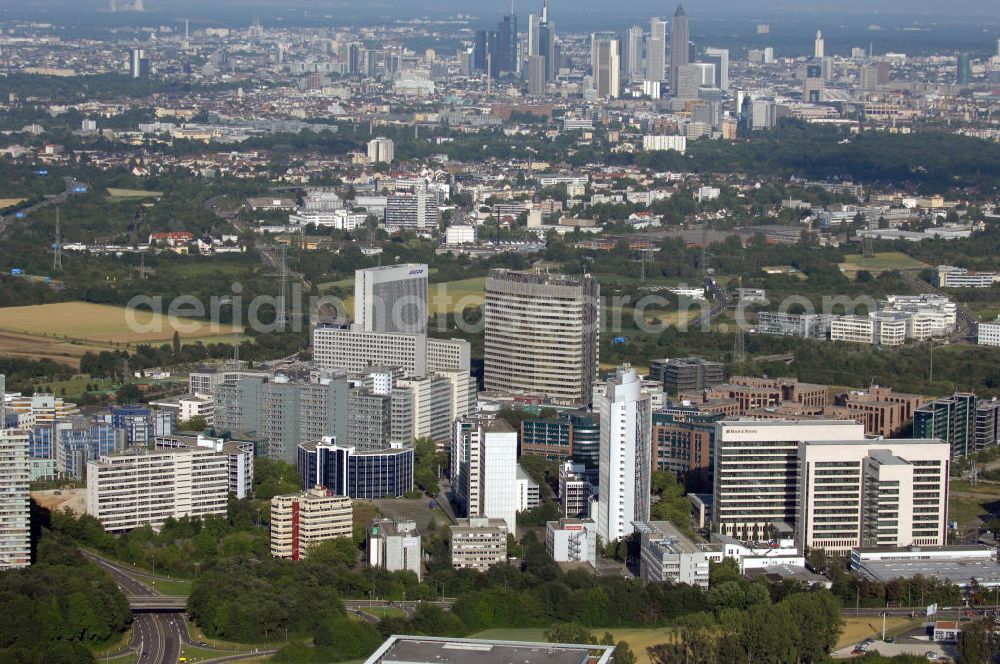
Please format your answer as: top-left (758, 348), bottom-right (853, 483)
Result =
top-left (484, 269), bottom-right (599, 405)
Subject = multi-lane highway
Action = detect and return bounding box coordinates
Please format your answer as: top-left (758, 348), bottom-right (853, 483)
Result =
top-left (82, 550), bottom-right (188, 664)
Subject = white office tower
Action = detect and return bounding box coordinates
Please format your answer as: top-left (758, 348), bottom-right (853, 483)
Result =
top-left (626, 26), bottom-right (644, 81)
top-left (484, 269), bottom-right (600, 406)
top-left (367, 137), bottom-right (394, 164)
top-left (815, 30), bottom-right (825, 59)
top-left (355, 264), bottom-right (429, 335)
top-left (593, 39), bottom-right (621, 99)
top-left (713, 420), bottom-right (865, 542)
top-left (596, 367), bottom-right (652, 544)
top-left (798, 439), bottom-right (949, 553)
top-left (0, 429), bottom-right (29, 569)
top-left (703, 47), bottom-right (729, 90)
top-left (369, 518), bottom-right (422, 580)
top-left (452, 415), bottom-right (519, 534)
top-left (647, 18), bottom-right (666, 81)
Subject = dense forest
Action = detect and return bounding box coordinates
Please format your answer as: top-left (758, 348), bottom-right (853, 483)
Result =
top-left (0, 528), bottom-right (130, 664)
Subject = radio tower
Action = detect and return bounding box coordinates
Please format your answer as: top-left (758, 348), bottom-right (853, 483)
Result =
top-left (52, 207), bottom-right (63, 271)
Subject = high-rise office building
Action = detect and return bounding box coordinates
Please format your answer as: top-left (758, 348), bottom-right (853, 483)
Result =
top-left (957, 53), bottom-right (972, 85)
top-left (297, 437), bottom-right (414, 498)
top-left (355, 264), bottom-right (428, 335)
top-left (703, 47), bottom-right (729, 91)
top-left (129, 48), bottom-right (149, 78)
top-left (271, 487), bottom-right (352, 560)
top-left (803, 62), bottom-right (825, 102)
top-left (528, 0), bottom-right (556, 82)
top-left (913, 393), bottom-right (977, 459)
top-left (526, 54), bottom-right (546, 95)
top-left (713, 420), bottom-right (865, 542)
top-left (626, 26), bottom-right (645, 81)
top-left (593, 39), bottom-right (621, 99)
top-left (674, 62), bottom-right (712, 100)
top-left (669, 4), bottom-right (689, 97)
top-left (484, 269), bottom-right (599, 405)
top-left (367, 137), bottom-right (394, 164)
top-left (647, 18), bottom-right (666, 81)
top-left (814, 30), bottom-right (825, 59)
top-left (797, 439), bottom-right (949, 552)
top-left (451, 415), bottom-right (519, 534)
top-left (0, 429), bottom-right (29, 569)
top-left (596, 367), bottom-right (652, 544)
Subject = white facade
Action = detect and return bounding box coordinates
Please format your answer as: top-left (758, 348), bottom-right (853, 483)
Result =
top-left (546, 518), bottom-right (597, 567)
top-left (798, 439), bottom-right (950, 552)
top-left (452, 416), bottom-right (519, 535)
top-left (0, 429), bottom-right (29, 569)
top-left (271, 487), bottom-right (353, 560)
top-left (179, 394), bottom-right (214, 424)
top-left (636, 521), bottom-right (712, 587)
top-left (450, 517), bottom-right (508, 571)
top-left (367, 137), bottom-right (394, 164)
top-left (516, 465), bottom-right (540, 512)
top-left (154, 434), bottom-right (254, 499)
top-left (289, 210), bottom-right (366, 230)
top-left (86, 447), bottom-right (229, 532)
top-left (713, 420), bottom-right (866, 542)
top-left (559, 461), bottom-right (593, 518)
top-left (596, 367), bottom-right (652, 544)
top-left (642, 135), bottom-right (687, 154)
top-left (369, 518), bottom-right (422, 580)
top-left (355, 264), bottom-right (429, 336)
top-left (445, 224), bottom-right (477, 246)
top-left (979, 318), bottom-right (1000, 347)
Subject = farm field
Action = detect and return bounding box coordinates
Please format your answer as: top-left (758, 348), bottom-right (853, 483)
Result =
top-left (324, 277), bottom-right (489, 317)
top-left (0, 197), bottom-right (27, 210)
top-left (106, 187), bottom-right (163, 199)
top-left (838, 252), bottom-right (929, 278)
top-left (0, 302), bottom-right (242, 347)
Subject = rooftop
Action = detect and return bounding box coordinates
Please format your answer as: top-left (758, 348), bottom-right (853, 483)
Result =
top-left (855, 557), bottom-right (1000, 588)
top-left (364, 636), bottom-right (614, 664)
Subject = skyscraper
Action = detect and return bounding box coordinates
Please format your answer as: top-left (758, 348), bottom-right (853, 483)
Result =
top-left (367, 137), bottom-right (394, 164)
top-left (528, 0), bottom-right (556, 82)
top-left (527, 54), bottom-right (546, 95)
top-left (957, 53), bottom-right (972, 85)
top-left (354, 264), bottom-right (429, 335)
top-left (451, 415), bottom-right (519, 534)
top-left (484, 269), bottom-right (600, 405)
top-left (596, 367), bottom-right (652, 544)
top-left (593, 39), bottom-right (621, 99)
top-left (626, 25), bottom-right (645, 81)
top-left (669, 4), bottom-right (689, 97)
top-left (647, 18), bottom-right (666, 81)
top-left (814, 30), bottom-right (825, 59)
top-left (703, 47), bottom-right (729, 91)
top-left (0, 429), bottom-right (29, 569)
top-left (129, 48), bottom-right (149, 78)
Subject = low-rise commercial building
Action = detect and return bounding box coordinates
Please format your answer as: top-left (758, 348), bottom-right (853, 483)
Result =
top-left (545, 518), bottom-right (597, 567)
top-left (271, 487), bottom-right (353, 560)
top-left (559, 461), bottom-right (593, 518)
top-left (297, 437), bottom-right (414, 499)
top-left (369, 518), bottom-right (422, 580)
top-left (635, 520), bottom-right (712, 587)
top-left (450, 517), bottom-right (508, 571)
top-left (362, 636), bottom-right (615, 664)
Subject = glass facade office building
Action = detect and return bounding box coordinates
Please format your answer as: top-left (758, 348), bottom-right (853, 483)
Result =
top-left (298, 439), bottom-right (414, 499)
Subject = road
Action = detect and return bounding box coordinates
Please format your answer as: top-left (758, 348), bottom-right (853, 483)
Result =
top-left (82, 550), bottom-right (190, 664)
top-left (0, 177), bottom-right (86, 234)
top-left (900, 270), bottom-right (978, 340)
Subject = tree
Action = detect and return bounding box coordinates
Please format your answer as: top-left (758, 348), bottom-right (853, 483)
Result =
top-left (178, 415), bottom-right (209, 432)
top-left (958, 620), bottom-right (998, 664)
top-left (172, 330), bottom-right (181, 355)
top-left (614, 641), bottom-right (637, 664)
top-left (115, 383), bottom-right (142, 404)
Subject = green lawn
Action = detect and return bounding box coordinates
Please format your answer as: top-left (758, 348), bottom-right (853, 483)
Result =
top-left (107, 188), bottom-right (163, 198)
top-left (472, 627), bottom-right (675, 664)
top-left (839, 252), bottom-right (929, 277)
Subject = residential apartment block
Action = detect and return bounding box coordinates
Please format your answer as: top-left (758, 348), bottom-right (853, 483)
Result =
top-left (271, 487), bottom-right (353, 560)
top-left (86, 447), bottom-right (229, 532)
top-left (0, 429), bottom-right (30, 569)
